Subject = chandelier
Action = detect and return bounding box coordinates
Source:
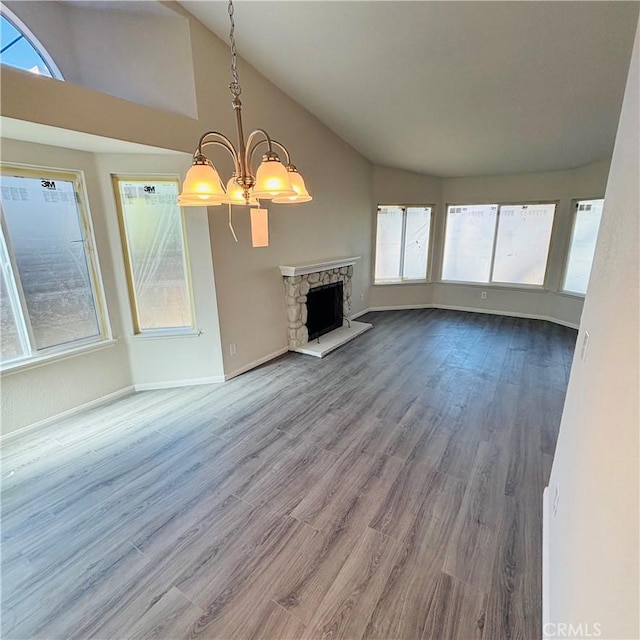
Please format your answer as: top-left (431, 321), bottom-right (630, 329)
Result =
top-left (178, 0), bottom-right (312, 211)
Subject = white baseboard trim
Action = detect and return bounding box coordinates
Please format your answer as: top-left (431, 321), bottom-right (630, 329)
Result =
top-left (363, 303), bottom-right (579, 329)
top-left (133, 376), bottom-right (224, 392)
top-left (542, 486), bottom-right (551, 638)
top-left (430, 304), bottom-right (580, 329)
top-left (1, 385), bottom-right (135, 445)
top-left (224, 347), bottom-right (289, 381)
top-left (367, 304), bottom-right (432, 312)
top-left (350, 308), bottom-right (373, 319)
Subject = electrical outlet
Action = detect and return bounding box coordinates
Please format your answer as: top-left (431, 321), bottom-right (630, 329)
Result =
top-left (553, 485), bottom-right (560, 517)
top-left (581, 331), bottom-right (590, 362)
top-left (229, 342), bottom-right (237, 356)
top-left (481, 291), bottom-right (487, 299)
top-left (360, 293), bottom-right (365, 301)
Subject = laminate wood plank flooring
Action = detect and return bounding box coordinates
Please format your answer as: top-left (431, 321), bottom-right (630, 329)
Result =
top-left (1, 309), bottom-right (576, 639)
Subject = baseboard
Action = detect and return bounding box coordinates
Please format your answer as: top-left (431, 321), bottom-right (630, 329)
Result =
top-left (542, 486), bottom-right (551, 638)
top-left (133, 376), bottom-right (225, 392)
top-left (350, 308), bottom-right (373, 319)
top-left (367, 304), bottom-right (432, 312)
top-left (364, 303), bottom-right (579, 330)
top-left (430, 303), bottom-right (580, 330)
top-left (1, 385), bottom-right (135, 445)
top-left (224, 346), bottom-right (289, 381)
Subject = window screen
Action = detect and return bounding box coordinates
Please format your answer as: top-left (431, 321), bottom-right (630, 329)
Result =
top-left (563, 199), bottom-right (604, 295)
top-left (442, 204), bottom-right (498, 283)
top-left (115, 178), bottom-right (193, 332)
top-left (492, 204), bottom-right (555, 285)
top-left (374, 205), bottom-right (431, 282)
top-left (0, 166), bottom-right (107, 366)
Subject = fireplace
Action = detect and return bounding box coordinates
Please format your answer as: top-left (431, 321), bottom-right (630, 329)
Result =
top-left (307, 281), bottom-right (344, 341)
top-left (279, 257), bottom-right (371, 356)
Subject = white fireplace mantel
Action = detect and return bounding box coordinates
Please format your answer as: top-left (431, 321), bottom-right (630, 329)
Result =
top-left (278, 256), bottom-right (360, 277)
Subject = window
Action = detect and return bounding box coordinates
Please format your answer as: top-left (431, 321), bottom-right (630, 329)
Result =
top-left (0, 12), bottom-right (62, 79)
top-left (562, 199), bottom-right (604, 295)
top-left (113, 177), bottom-right (194, 334)
top-left (442, 204), bottom-right (498, 282)
top-left (0, 165), bottom-right (109, 367)
top-left (442, 202), bottom-right (556, 286)
top-left (374, 205), bottom-right (432, 283)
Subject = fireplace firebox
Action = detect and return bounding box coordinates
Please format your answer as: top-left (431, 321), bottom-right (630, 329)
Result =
top-left (306, 281), bottom-right (344, 341)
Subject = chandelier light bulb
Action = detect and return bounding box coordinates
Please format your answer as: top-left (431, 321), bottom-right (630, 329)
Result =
top-left (224, 176), bottom-right (260, 206)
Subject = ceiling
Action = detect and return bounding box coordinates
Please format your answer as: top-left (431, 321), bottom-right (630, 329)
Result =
top-left (180, 1), bottom-right (638, 178)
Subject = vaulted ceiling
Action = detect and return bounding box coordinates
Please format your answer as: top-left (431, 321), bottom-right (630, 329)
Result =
top-left (181, 1), bottom-right (639, 178)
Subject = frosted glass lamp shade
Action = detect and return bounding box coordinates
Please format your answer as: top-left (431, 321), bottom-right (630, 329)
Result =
top-left (252, 157), bottom-right (296, 199)
top-left (273, 170), bottom-right (312, 203)
top-left (223, 177), bottom-right (260, 207)
top-left (178, 161), bottom-right (226, 206)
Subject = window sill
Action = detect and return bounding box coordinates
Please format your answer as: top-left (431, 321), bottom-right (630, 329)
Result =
top-left (131, 329), bottom-right (202, 341)
top-left (1, 338), bottom-right (118, 376)
top-left (373, 279), bottom-right (431, 286)
top-left (438, 280), bottom-right (548, 293)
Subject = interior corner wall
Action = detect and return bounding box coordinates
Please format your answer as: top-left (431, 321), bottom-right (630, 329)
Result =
top-left (0, 139), bottom-right (133, 435)
top-left (93, 153), bottom-right (225, 387)
top-left (370, 161), bottom-right (610, 327)
top-left (546, 19), bottom-right (639, 639)
top-left (369, 165), bottom-right (442, 309)
top-left (185, 15), bottom-right (374, 377)
top-left (0, 141), bottom-right (226, 436)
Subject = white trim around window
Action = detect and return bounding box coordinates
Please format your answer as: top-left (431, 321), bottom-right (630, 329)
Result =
top-left (440, 200), bottom-right (558, 289)
top-left (373, 204), bottom-right (435, 285)
top-left (0, 163), bottom-right (112, 371)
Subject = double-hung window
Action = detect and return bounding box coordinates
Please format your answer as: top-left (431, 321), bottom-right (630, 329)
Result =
top-left (442, 202), bottom-right (556, 286)
top-left (1, 165), bottom-right (109, 367)
top-left (113, 177), bottom-right (194, 334)
top-left (562, 199), bottom-right (604, 296)
top-left (374, 205), bottom-right (433, 283)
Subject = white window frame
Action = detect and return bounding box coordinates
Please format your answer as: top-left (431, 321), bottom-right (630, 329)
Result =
top-left (0, 164), bottom-right (112, 371)
top-left (373, 203), bottom-right (435, 285)
top-left (112, 175), bottom-right (196, 336)
top-left (440, 200), bottom-right (558, 290)
top-left (0, 6), bottom-right (64, 79)
top-left (559, 197), bottom-right (604, 298)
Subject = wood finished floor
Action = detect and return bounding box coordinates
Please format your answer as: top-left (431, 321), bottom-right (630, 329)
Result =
top-left (1, 309), bottom-right (577, 640)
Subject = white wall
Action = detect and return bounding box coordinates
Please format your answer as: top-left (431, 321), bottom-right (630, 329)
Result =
top-left (4, 1), bottom-right (198, 117)
top-left (370, 165), bottom-right (442, 310)
top-left (547, 20), bottom-right (639, 639)
top-left (93, 153), bottom-right (224, 387)
top-left (0, 1), bottom-right (373, 424)
top-left (0, 140), bottom-right (133, 433)
top-left (163, 8), bottom-right (374, 377)
top-left (370, 161), bottom-right (610, 327)
top-left (0, 140), bottom-right (226, 436)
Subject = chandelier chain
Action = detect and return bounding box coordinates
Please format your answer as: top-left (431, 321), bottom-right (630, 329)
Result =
top-left (228, 0), bottom-right (241, 97)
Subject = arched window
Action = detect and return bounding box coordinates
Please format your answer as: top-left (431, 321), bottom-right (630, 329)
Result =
top-left (0, 10), bottom-right (63, 79)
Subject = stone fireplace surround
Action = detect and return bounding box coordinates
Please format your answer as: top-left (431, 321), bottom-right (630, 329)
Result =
top-left (279, 257), bottom-right (370, 354)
